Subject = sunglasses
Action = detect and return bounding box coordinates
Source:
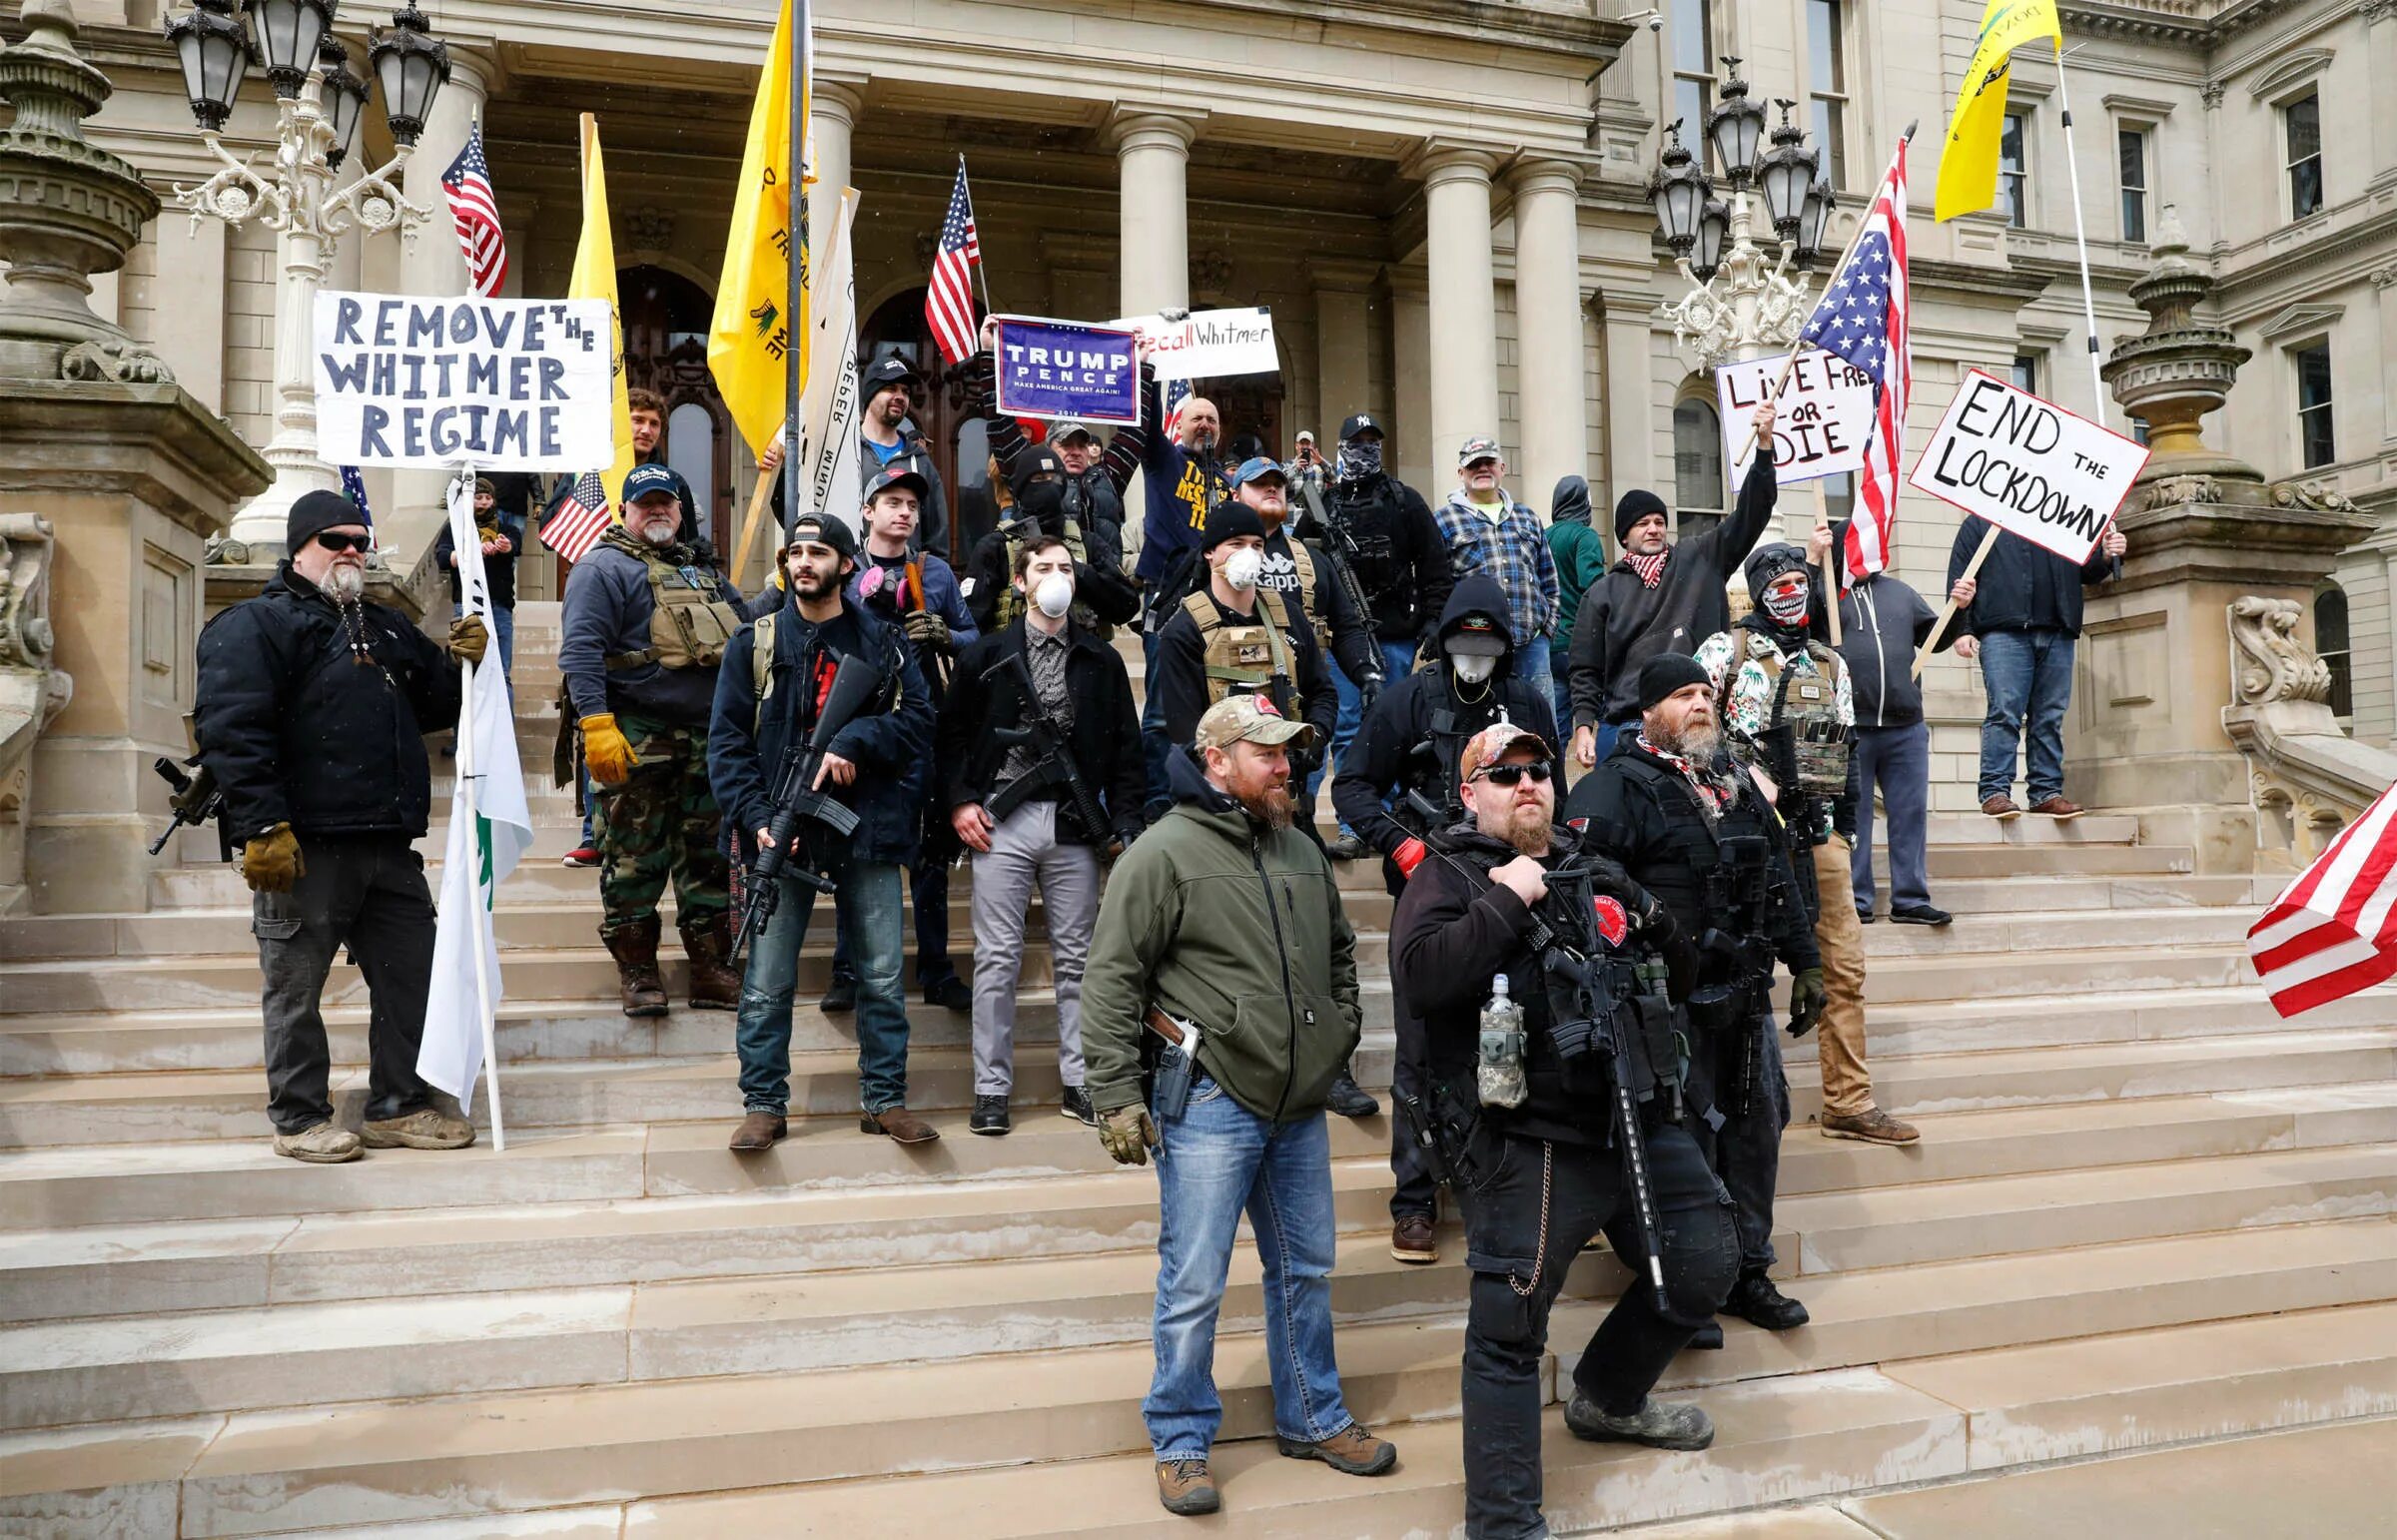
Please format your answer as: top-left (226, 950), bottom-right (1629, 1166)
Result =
top-left (1471, 760), bottom-right (1553, 787)
top-left (314, 531), bottom-right (372, 554)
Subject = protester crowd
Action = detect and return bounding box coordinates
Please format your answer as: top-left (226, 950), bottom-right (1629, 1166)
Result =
top-left (192, 348), bottom-right (2126, 1536)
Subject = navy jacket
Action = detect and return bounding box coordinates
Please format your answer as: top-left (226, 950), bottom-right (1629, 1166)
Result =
top-left (558, 535), bottom-right (746, 728)
top-left (1946, 520), bottom-right (2116, 638)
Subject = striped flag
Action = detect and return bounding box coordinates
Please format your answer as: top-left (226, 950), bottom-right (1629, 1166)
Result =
top-left (2249, 780), bottom-right (2397, 1018)
top-left (1799, 136), bottom-right (1909, 585)
top-left (441, 124), bottom-right (509, 298)
top-left (924, 158), bottom-right (981, 364)
top-left (543, 470), bottom-right (614, 564)
top-left (339, 464), bottom-right (375, 529)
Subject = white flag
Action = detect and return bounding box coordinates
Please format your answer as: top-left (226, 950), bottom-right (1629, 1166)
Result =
top-left (419, 470), bottom-right (534, 1126)
top-left (795, 189), bottom-right (863, 538)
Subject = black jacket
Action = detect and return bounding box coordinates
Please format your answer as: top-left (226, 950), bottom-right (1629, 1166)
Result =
top-left (1300, 471), bottom-right (1453, 644)
top-left (1153, 587), bottom-right (1339, 774)
top-left (962, 514), bottom-right (1142, 634)
top-left (1568, 442), bottom-right (1779, 728)
top-left (194, 564), bottom-right (459, 843)
top-left (970, 348), bottom-right (1149, 535)
top-left (434, 510), bottom-right (523, 611)
top-left (1947, 520), bottom-right (2116, 638)
top-left (1809, 538), bottom-right (1953, 728)
top-left (1259, 525), bottom-right (1382, 686)
top-left (938, 618), bottom-right (1147, 846)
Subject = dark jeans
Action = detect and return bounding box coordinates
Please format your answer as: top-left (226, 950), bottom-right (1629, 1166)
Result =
top-left (252, 833), bottom-right (437, 1135)
top-left (1141, 624), bottom-right (1174, 822)
top-left (1388, 1051), bottom-right (1438, 1222)
top-left (735, 861), bottom-right (909, 1114)
top-left (1681, 1011), bottom-right (1789, 1275)
top-left (1853, 720), bottom-right (1932, 910)
top-left (1457, 1124), bottom-right (1739, 1539)
top-left (1977, 627), bottom-right (2074, 804)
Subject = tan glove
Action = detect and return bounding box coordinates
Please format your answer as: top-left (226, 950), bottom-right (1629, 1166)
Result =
top-left (1099, 1104), bottom-right (1158, 1166)
top-left (242, 821), bottom-right (305, 894)
top-left (581, 713), bottom-right (638, 784)
top-left (447, 614), bottom-right (489, 667)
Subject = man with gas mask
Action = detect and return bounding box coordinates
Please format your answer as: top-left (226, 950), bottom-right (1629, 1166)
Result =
top-left (1568, 652), bottom-right (1824, 1339)
top-left (1333, 575), bottom-right (1559, 1258)
top-left (1698, 543), bottom-right (1915, 1148)
top-left (964, 443), bottom-right (1142, 636)
top-left (1393, 722), bottom-right (1737, 1539)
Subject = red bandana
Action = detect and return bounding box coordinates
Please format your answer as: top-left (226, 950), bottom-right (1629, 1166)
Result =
top-left (1637, 731), bottom-right (1734, 817)
top-left (1627, 551), bottom-right (1668, 589)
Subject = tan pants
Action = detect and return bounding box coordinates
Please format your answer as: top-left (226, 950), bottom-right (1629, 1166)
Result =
top-left (1811, 835), bottom-right (1874, 1118)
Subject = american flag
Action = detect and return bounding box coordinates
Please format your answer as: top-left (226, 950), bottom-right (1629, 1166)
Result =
top-left (2249, 780), bottom-right (2397, 1017)
top-left (1800, 137), bottom-right (1909, 586)
top-left (339, 464), bottom-right (374, 530)
top-left (543, 470), bottom-right (614, 565)
top-left (441, 125), bottom-right (509, 298)
top-left (924, 159), bottom-right (982, 365)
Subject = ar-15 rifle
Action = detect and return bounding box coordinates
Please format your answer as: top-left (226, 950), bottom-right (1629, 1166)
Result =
top-left (729, 652), bottom-right (888, 968)
top-left (981, 649), bottom-right (1118, 855)
top-left (1689, 831), bottom-right (1780, 1115)
top-left (148, 757), bottom-right (223, 858)
top-left (1294, 476), bottom-right (1385, 702)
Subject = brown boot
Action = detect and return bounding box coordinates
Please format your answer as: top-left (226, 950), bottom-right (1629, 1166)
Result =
top-left (682, 913), bottom-right (741, 1011)
top-left (1275, 1422), bottom-right (1397, 1476)
top-left (861, 1106), bottom-right (941, 1145)
top-left (1156, 1458), bottom-right (1219, 1516)
top-left (728, 1110), bottom-right (786, 1153)
top-left (602, 915), bottom-right (669, 1018)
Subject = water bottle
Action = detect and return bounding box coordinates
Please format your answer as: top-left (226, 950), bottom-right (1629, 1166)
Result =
top-left (1476, 973), bottom-right (1528, 1110)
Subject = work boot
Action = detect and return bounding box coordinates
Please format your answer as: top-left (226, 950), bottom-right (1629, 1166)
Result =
top-left (361, 1108), bottom-right (474, 1150)
top-left (1325, 1066), bottom-right (1379, 1118)
top-left (1890, 902), bottom-right (1953, 927)
top-left (970, 1095), bottom-right (1011, 1136)
top-left (272, 1121), bottom-right (363, 1164)
top-left (1686, 1319), bottom-right (1725, 1350)
top-left (862, 1106), bottom-right (940, 1145)
top-left (1981, 793), bottom-right (2023, 821)
top-left (1822, 1107), bottom-right (1922, 1145)
top-left (681, 915), bottom-right (741, 1011)
top-left (602, 916), bottom-right (669, 1018)
top-left (728, 1110), bottom-right (786, 1153)
top-left (1060, 1086), bottom-right (1100, 1127)
top-left (1156, 1458), bottom-right (1219, 1516)
top-left (1275, 1422), bottom-right (1397, 1476)
top-left (1323, 831), bottom-right (1369, 862)
top-left (2029, 794), bottom-right (2085, 820)
top-left (1563, 1391), bottom-right (1716, 1451)
top-left (1390, 1213), bottom-right (1438, 1264)
top-left (923, 975), bottom-right (973, 1012)
top-left (819, 974), bottom-right (857, 1014)
top-left (1724, 1271), bottom-right (1810, 1330)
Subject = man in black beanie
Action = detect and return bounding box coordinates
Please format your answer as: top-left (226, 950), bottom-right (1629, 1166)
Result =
top-left (1567, 400), bottom-right (1780, 769)
top-left (193, 489), bottom-right (488, 1163)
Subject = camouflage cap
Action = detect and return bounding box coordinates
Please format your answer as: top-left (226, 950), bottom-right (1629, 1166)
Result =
top-left (1459, 721), bottom-right (1549, 783)
top-left (1195, 693), bottom-right (1316, 754)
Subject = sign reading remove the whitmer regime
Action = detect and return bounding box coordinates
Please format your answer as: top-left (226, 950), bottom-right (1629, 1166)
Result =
top-left (313, 292), bottom-right (616, 469)
top-left (1907, 370), bottom-right (2149, 562)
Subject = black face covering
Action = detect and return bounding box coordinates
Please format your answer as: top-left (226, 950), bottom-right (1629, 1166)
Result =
top-left (1017, 477), bottom-right (1067, 523)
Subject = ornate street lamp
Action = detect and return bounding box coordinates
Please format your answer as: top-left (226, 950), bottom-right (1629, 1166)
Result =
top-left (1646, 121), bottom-right (1711, 259)
top-left (1692, 199), bottom-right (1730, 283)
top-left (250, 0), bottom-right (334, 98)
top-left (1705, 58), bottom-right (1768, 187)
top-left (317, 34), bottom-right (370, 171)
top-left (1797, 178), bottom-right (1837, 267)
top-left (164, 0), bottom-right (251, 132)
top-left (1758, 102), bottom-right (1819, 242)
top-left (1655, 58), bottom-right (1825, 370)
top-left (369, 3), bottom-right (449, 147)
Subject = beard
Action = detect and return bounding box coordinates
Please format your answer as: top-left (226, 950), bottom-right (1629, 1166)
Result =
top-left (793, 566), bottom-right (842, 601)
top-left (1502, 806), bottom-right (1552, 857)
top-left (1660, 718), bottom-right (1721, 762)
top-left (1232, 780), bottom-right (1295, 831)
top-left (636, 515), bottom-right (679, 546)
top-left (323, 562), bottom-right (365, 601)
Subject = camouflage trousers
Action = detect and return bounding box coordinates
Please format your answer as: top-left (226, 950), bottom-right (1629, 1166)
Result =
top-left (593, 712), bottom-right (729, 939)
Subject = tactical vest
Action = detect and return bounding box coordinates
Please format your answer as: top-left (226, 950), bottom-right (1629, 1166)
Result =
top-left (991, 515), bottom-right (1111, 639)
top-left (1182, 588), bottom-right (1301, 716)
top-left (1269, 534), bottom-right (1330, 654)
top-left (1719, 631), bottom-right (1851, 798)
top-left (1328, 477), bottom-right (1404, 605)
top-left (599, 529), bottom-right (745, 674)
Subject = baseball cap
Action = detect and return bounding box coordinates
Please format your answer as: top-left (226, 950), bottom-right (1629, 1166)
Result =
top-left (622, 463), bottom-right (682, 503)
top-left (1459, 721), bottom-right (1549, 783)
top-left (862, 355), bottom-right (917, 395)
top-left (1338, 413), bottom-right (1382, 442)
top-left (1232, 455), bottom-right (1287, 488)
top-left (1195, 693), bottom-right (1317, 754)
top-left (1048, 417), bottom-right (1098, 446)
top-left (864, 463), bottom-right (931, 506)
top-left (1456, 434), bottom-right (1502, 466)
top-left (1444, 612), bottom-right (1509, 657)
top-left (785, 510), bottom-right (859, 560)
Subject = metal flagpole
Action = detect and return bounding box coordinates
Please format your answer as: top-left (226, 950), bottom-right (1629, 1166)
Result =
top-left (961, 154), bottom-right (996, 319)
top-left (784, 0), bottom-right (810, 543)
top-left (449, 464), bottom-right (506, 1152)
top-left (2049, 44), bottom-right (2123, 581)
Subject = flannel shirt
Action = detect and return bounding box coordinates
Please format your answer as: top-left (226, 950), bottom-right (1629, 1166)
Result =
top-left (1434, 489), bottom-right (1559, 651)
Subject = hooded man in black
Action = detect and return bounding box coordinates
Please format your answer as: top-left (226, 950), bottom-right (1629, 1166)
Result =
top-left (962, 444), bottom-right (1142, 635)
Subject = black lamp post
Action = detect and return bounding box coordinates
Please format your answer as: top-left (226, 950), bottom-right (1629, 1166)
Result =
top-left (1758, 102), bottom-right (1820, 243)
top-left (369, 3), bottom-right (450, 148)
top-left (317, 33), bottom-right (370, 171)
top-left (1645, 121), bottom-right (1712, 260)
top-left (1705, 58), bottom-right (1768, 188)
top-left (164, 0), bottom-right (251, 132)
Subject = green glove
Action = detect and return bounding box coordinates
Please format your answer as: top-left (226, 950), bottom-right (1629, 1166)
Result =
top-left (1099, 1104), bottom-right (1158, 1166)
top-left (903, 609), bottom-right (951, 653)
top-left (1788, 966), bottom-right (1827, 1038)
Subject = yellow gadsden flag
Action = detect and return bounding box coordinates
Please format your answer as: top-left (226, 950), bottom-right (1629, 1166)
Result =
top-left (1934, 0), bottom-right (2062, 222)
top-left (569, 113), bottom-right (638, 509)
top-left (709, 0), bottom-right (810, 454)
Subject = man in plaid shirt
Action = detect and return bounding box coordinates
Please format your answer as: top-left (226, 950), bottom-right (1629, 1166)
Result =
top-left (1433, 436), bottom-right (1561, 689)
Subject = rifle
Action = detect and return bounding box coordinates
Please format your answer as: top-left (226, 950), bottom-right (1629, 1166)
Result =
top-left (981, 648), bottom-right (1117, 852)
top-left (1293, 476), bottom-right (1385, 700)
top-left (148, 757), bottom-right (223, 858)
top-left (729, 652), bottom-right (888, 968)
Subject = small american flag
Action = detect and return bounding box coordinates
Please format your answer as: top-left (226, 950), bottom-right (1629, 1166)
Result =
top-left (924, 159), bottom-right (982, 365)
top-left (1800, 137), bottom-right (1909, 586)
top-left (441, 124), bottom-right (509, 298)
top-left (543, 470), bottom-right (614, 565)
top-left (2249, 780), bottom-right (2397, 1018)
top-left (339, 464), bottom-right (375, 530)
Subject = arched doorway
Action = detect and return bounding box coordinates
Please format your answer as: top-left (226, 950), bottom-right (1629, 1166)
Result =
top-left (619, 265), bottom-right (737, 549)
top-left (860, 287), bottom-right (1002, 556)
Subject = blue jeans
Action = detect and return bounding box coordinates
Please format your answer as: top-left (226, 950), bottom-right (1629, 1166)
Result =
top-left (1977, 629), bottom-right (2074, 804)
top-left (734, 861), bottom-right (909, 1115)
top-left (454, 601), bottom-right (516, 683)
top-left (1141, 626), bottom-right (1173, 822)
top-left (578, 764), bottom-right (595, 847)
top-left (1317, 639), bottom-right (1422, 834)
top-left (1548, 643), bottom-right (1573, 742)
top-left (1853, 720), bottom-right (1932, 909)
top-left (1515, 636), bottom-right (1550, 710)
top-left (1147, 1075), bottom-right (1354, 1460)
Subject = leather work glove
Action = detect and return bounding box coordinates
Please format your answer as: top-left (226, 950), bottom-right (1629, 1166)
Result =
top-left (1099, 1104), bottom-right (1158, 1166)
top-left (580, 713), bottom-right (639, 785)
top-left (1788, 966), bottom-right (1827, 1038)
top-left (446, 614), bottom-right (489, 668)
top-left (902, 610), bottom-right (951, 653)
top-left (242, 821), bottom-right (305, 894)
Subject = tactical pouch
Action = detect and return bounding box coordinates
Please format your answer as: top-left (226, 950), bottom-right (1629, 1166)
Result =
top-left (647, 579), bottom-right (744, 670)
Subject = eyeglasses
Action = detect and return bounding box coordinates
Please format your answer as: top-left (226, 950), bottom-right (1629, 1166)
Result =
top-left (1470, 760), bottom-right (1553, 787)
top-left (314, 531), bottom-right (372, 554)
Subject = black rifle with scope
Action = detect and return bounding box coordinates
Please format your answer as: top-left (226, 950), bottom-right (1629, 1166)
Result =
top-left (980, 649), bottom-right (1117, 853)
top-left (1293, 476), bottom-right (1384, 700)
top-left (147, 756), bottom-right (223, 858)
top-left (728, 652), bottom-right (887, 968)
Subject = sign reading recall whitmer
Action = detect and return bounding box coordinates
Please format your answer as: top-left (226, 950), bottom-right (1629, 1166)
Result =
top-left (1907, 370), bottom-right (2149, 562)
top-left (1111, 306), bottom-right (1278, 382)
top-left (992, 316), bottom-right (1141, 425)
top-left (313, 292), bottom-right (615, 469)
top-left (1715, 350), bottom-right (1877, 485)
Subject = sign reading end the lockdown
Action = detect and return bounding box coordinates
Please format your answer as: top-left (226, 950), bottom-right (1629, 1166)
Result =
top-left (313, 292), bottom-right (615, 469)
top-left (1907, 370), bottom-right (2149, 562)
top-left (1716, 350), bottom-right (1877, 485)
top-left (992, 315), bottom-right (1141, 425)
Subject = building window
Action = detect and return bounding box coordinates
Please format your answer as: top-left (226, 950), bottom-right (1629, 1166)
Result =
top-left (2316, 584), bottom-right (2352, 720)
top-left (1807, 0), bottom-right (1849, 190)
top-left (1820, 470), bottom-right (1856, 524)
top-left (2118, 126), bottom-right (2150, 243)
top-left (1672, 0), bottom-right (1714, 170)
top-left (2295, 342), bottom-right (2335, 468)
top-left (1673, 395), bottom-right (1724, 536)
top-left (2285, 93), bottom-right (2323, 219)
top-left (2010, 354), bottom-right (2038, 395)
top-left (1999, 112), bottom-right (2029, 228)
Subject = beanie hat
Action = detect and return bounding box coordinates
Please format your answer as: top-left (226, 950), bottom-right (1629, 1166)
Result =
top-left (1201, 501), bottom-right (1268, 552)
top-left (1743, 540), bottom-right (1811, 597)
top-left (1614, 487), bottom-right (1668, 545)
top-left (1637, 651), bottom-right (1712, 712)
top-left (287, 489), bottom-right (364, 555)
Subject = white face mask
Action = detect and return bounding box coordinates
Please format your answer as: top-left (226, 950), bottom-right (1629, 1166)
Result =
top-left (1032, 572), bottom-right (1074, 618)
top-left (1222, 547), bottom-right (1263, 590)
top-left (1449, 651), bottom-right (1497, 684)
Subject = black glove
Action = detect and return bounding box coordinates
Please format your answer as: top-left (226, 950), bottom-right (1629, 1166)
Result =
top-left (1357, 671), bottom-right (1383, 712)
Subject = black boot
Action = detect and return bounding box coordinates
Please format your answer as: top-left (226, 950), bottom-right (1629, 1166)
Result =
top-left (1325, 1066), bottom-right (1378, 1118)
top-left (1724, 1271), bottom-right (1809, 1330)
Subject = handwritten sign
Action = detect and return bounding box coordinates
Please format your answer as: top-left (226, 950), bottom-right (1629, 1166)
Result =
top-left (992, 315), bottom-right (1141, 425)
top-left (1907, 370), bottom-right (2149, 562)
top-left (312, 293), bottom-right (614, 469)
top-left (1111, 306), bottom-right (1278, 382)
top-left (1716, 350), bottom-right (1878, 484)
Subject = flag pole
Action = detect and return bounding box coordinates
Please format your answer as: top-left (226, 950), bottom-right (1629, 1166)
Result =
top-left (961, 155), bottom-right (996, 319)
top-left (783, 0), bottom-right (810, 547)
top-left (2049, 45), bottom-right (2123, 580)
top-left (449, 465), bottom-right (506, 1152)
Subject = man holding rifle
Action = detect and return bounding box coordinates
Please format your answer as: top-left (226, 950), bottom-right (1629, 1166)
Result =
top-left (938, 534), bottom-right (1146, 1136)
top-left (709, 511), bottom-right (934, 1152)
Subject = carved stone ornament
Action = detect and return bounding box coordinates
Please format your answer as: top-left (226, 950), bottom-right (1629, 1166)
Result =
top-left (1191, 248), bottom-right (1234, 293)
top-left (60, 338), bottom-right (174, 385)
top-left (2141, 473), bottom-right (2221, 507)
top-left (2228, 595), bottom-right (2331, 707)
top-left (2269, 478), bottom-right (2359, 512)
top-left (623, 209), bottom-right (676, 251)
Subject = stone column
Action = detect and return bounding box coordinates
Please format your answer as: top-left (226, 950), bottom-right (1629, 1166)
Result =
top-left (1413, 143), bottom-right (1502, 466)
top-left (2375, 266), bottom-right (2397, 443)
top-left (2366, 2), bottom-right (2397, 190)
top-left (1597, 289), bottom-right (1658, 511)
top-left (811, 77), bottom-right (864, 257)
top-left (1306, 258), bottom-right (1380, 434)
top-left (1112, 111), bottom-right (1199, 317)
top-left (1509, 159), bottom-right (1588, 508)
top-left (1388, 266), bottom-right (1433, 497)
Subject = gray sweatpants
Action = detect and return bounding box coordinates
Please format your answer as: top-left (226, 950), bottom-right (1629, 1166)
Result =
top-left (970, 800), bottom-right (1101, 1098)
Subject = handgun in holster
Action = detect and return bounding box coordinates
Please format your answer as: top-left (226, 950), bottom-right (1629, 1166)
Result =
top-left (1145, 1007), bottom-right (1203, 1120)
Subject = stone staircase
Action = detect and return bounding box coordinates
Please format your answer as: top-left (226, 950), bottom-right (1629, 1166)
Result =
top-left (4, 603), bottom-right (2396, 1535)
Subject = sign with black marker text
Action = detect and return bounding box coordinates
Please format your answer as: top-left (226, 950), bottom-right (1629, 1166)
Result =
top-left (1110, 306), bottom-right (1278, 382)
top-left (1907, 370), bottom-right (2149, 562)
top-left (1715, 350), bottom-right (1877, 484)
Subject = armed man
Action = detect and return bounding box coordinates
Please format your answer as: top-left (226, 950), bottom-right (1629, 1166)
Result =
top-left (1567, 652), bottom-right (1824, 1340)
top-left (709, 511), bottom-right (935, 1152)
top-left (193, 489), bottom-right (484, 1162)
top-left (559, 463), bottom-right (747, 1019)
top-left (1699, 541), bottom-right (1916, 1147)
top-left (961, 443), bottom-right (1141, 636)
top-left (1393, 722), bottom-right (1736, 1538)
top-left (939, 533), bottom-right (1147, 1136)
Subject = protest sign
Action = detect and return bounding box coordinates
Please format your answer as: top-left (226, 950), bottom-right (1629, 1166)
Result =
top-left (1907, 369), bottom-right (2148, 563)
top-left (313, 292), bottom-right (614, 469)
top-left (992, 316), bottom-right (1141, 424)
top-left (1716, 350), bottom-right (1877, 484)
top-left (1110, 306), bottom-right (1278, 382)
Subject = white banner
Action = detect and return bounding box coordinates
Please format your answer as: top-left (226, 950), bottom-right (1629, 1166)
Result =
top-left (1715, 350), bottom-right (1878, 485)
top-left (313, 293), bottom-right (615, 469)
top-left (796, 191), bottom-right (863, 536)
top-left (1109, 306), bottom-right (1278, 382)
top-left (1907, 370), bottom-right (2149, 563)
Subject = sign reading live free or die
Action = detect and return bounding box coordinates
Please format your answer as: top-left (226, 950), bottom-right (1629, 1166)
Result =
top-left (1715, 350), bottom-right (1878, 485)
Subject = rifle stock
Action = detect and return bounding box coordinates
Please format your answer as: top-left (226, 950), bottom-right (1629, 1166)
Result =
top-left (729, 652), bottom-right (886, 966)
